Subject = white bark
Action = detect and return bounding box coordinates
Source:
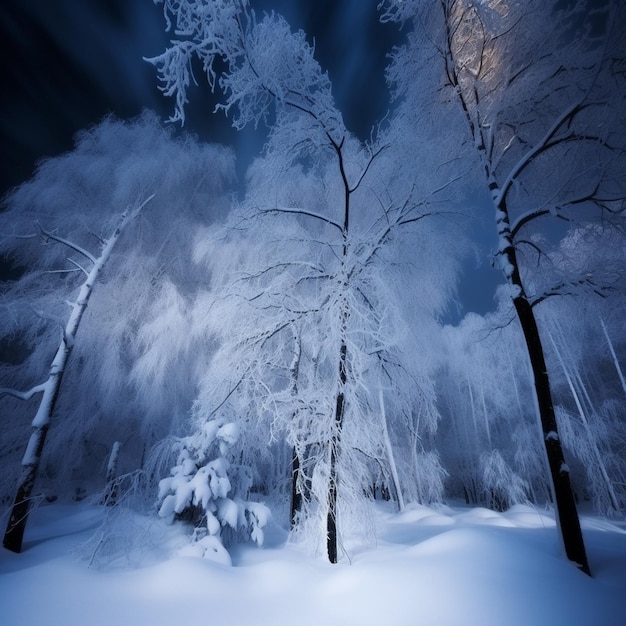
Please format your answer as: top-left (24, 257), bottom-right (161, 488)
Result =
top-left (106, 441), bottom-right (122, 485)
top-left (378, 388), bottom-right (405, 511)
top-left (4, 194), bottom-right (154, 552)
top-left (600, 317), bottom-right (626, 398)
top-left (27, 194), bottom-right (156, 439)
top-left (549, 331), bottom-right (620, 513)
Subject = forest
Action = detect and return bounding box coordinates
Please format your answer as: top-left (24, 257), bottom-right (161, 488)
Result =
top-left (0, 1), bottom-right (625, 620)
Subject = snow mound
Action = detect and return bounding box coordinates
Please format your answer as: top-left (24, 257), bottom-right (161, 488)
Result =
top-left (1, 503), bottom-right (626, 626)
top-left (502, 504), bottom-right (557, 528)
top-left (455, 507), bottom-right (517, 527)
top-left (392, 503), bottom-right (456, 525)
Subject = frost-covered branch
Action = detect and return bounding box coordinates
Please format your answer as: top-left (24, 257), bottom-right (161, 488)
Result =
top-left (35, 222), bottom-right (97, 265)
top-left (258, 207), bottom-right (343, 233)
top-left (495, 100), bottom-right (588, 208)
top-left (530, 278), bottom-right (608, 308)
top-left (0, 383), bottom-right (47, 402)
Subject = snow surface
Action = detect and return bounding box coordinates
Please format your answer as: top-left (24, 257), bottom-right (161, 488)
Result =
top-left (1, 501), bottom-right (625, 626)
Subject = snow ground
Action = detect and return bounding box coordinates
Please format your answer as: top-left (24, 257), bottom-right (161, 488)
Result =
top-left (1, 501), bottom-right (625, 626)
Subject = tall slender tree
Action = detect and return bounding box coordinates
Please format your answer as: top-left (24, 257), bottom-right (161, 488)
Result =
top-left (382, 0), bottom-right (626, 575)
top-left (1, 194), bottom-right (153, 553)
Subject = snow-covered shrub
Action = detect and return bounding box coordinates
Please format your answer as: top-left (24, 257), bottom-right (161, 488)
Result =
top-left (481, 450), bottom-right (529, 512)
top-left (157, 419), bottom-right (268, 563)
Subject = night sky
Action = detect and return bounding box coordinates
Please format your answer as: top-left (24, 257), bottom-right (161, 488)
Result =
top-left (0, 0), bottom-right (501, 318)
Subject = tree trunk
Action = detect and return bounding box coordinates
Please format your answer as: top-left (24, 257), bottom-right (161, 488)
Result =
top-left (437, 0), bottom-right (592, 574)
top-left (288, 331), bottom-right (303, 529)
top-left (3, 345), bottom-right (70, 553)
top-left (290, 447), bottom-right (302, 527)
top-left (513, 296), bottom-right (591, 575)
top-left (600, 317), bottom-right (626, 397)
top-left (3, 425), bottom-right (51, 552)
top-left (104, 441), bottom-right (122, 507)
top-left (379, 388), bottom-right (405, 511)
top-left (327, 340), bottom-right (347, 564)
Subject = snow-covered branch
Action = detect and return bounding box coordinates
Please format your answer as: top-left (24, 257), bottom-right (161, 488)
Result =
top-left (0, 383), bottom-right (47, 402)
top-left (494, 100), bottom-right (587, 208)
top-left (36, 222), bottom-right (97, 264)
top-left (258, 208), bottom-right (343, 233)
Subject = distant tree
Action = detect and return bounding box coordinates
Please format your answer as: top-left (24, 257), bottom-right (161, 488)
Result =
top-left (538, 225), bottom-right (626, 516)
top-left (148, 0), bottom-right (462, 561)
top-left (438, 303), bottom-right (537, 510)
top-left (382, 0), bottom-right (626, 575)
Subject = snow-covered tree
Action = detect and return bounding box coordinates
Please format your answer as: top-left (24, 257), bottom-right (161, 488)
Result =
top-left (156, 418), bottom-right (268, 564)
top-left (148, 0), bottom-right (463, 561)
top-left (0, 112), bottom-right (235, 545)
top-left (1, 194), bottom-right (154, 553)
top-left (438, 302), bottom-right (537, 510)
top-left (382, 0), bottom-right (626, 575)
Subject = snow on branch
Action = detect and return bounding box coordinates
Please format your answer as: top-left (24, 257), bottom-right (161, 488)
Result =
top-left (0, 383), bottom-right (47, 402)
top-left (496, 97), bottom-right (610, 209)
top-left (35, 222), bottom-right (97, 264)
top-left (530, 278), bottom-right (609, 308)
top-left (257, 207), bottom-right (343, 233)
top-left (147, 0), bottom-right (346, 145)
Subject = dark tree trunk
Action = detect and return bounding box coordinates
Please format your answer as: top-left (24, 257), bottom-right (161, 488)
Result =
top-left (327, 340), bottom-right (347, 564)
top-left (513, 295), bottom-right (591, 575)
top-left (438, 0), bottom-right (591, 574)
top-left (326, 390), bottom-right (344, 564)
top-left (2, 424), bottom-right (50, 553)
top-left (290, 448), bottom-right (302, 528)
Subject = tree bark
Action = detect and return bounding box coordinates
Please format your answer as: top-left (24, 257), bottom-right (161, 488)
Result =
top-left (327, 340), bottom-right (347, 564)
top-left (104, 441), bottom-right (122, 507)
top-left (290, 448), bottom-right (302, 528)
top-left (3, 340), bottom-right (72, 553)
top-left (3, 424), bottom-right (52, 552)
top-left (379, 388), bottom-right (405, 511)
top-left (513, 296), bottom-right (591, 575)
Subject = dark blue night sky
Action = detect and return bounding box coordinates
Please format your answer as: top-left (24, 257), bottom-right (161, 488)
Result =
top-left (0, 0), bottom-right (501, 317)
top-left (1, 1), bottom-right (398, 191)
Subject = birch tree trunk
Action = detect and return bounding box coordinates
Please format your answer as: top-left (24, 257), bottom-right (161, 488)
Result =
top-left (104, 441), bottom-right (122, 507)
top-left (379, 388), bottom-right (405, 511)
top-left (548, 332), bottom-right (620, 514)
top-left (600, 317), bottom-right (626, 398)
top-left (2, 195), bottom-right (153, 553)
